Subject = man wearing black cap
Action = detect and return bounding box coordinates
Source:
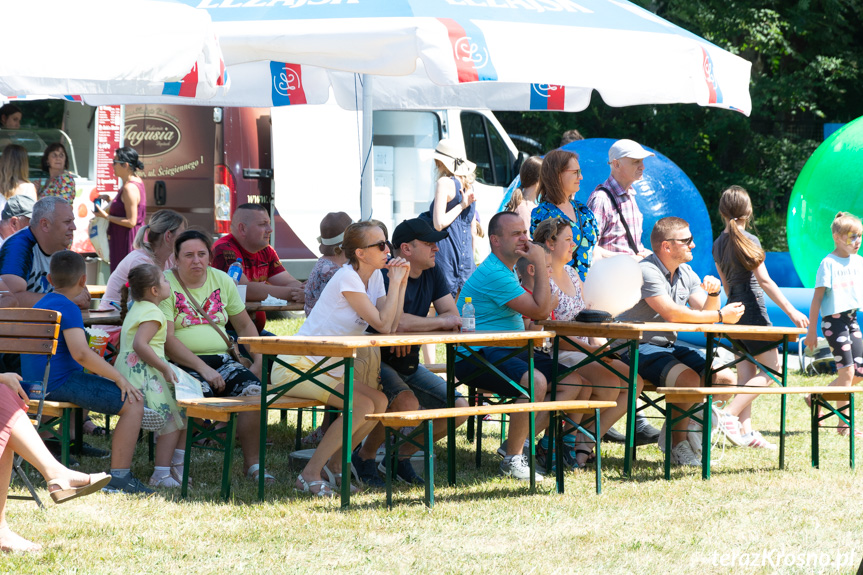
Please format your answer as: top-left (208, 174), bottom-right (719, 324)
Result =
top-left (0, 194), bottom-right (34, 248)
top-left (351, 218), bottom-right (468, 486)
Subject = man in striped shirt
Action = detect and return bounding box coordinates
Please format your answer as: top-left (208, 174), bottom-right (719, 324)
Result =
top-left (586, 139), bottom-right (660, 445)
top-left (587, 139), bottom-right (654, 258)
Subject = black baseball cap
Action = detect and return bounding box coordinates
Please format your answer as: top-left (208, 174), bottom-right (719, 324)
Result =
top-left (391, 218), bottom-right (448, 249)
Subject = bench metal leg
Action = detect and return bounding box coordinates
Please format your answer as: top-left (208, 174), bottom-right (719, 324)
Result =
top-left (221, 415), bottom-right (238, 501)
top-left (624, 340), bottom-right (639, 478)
top-left (555, 411), bottom-right (564, 494)
top-left (702, 398), bottom-right (713, 480)
top-left (340, 358), bottom-right (355, 509)
top-left (811, 395), bottom-right (820, 469)
top-left (423, 420), bottom-right (434, 509)
top-left (446, 345), bottom-right (456, 487)
top-left (385, 427), bottom-right (394, 509)
top-left (182, 422), bottom-right (194, 499)
top-left (294, 408), bottom-right (304, 451)
top-left (475, 404), bottom-right (483, 469)
top-left (466, 389), bottom-right (475, 443)
top-left (595, 408), bottom-right (603, 494)
top-left (850, 394), bottom-right (856, 469)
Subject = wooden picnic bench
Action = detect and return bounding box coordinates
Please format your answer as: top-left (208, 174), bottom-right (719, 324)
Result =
top-left (366, 399), bottom-right (616, 508)
top-left (176, 395), bottom-right (323, 500)
top-left (657, 385), bottom-right (863, 479)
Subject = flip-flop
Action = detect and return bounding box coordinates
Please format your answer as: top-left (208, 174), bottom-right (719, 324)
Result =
top-left (48, 473), bottom-right (112, 504)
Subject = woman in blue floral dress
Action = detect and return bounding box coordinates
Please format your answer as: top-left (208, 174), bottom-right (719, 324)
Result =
top-left (530, 149), bottom-right (599, 281)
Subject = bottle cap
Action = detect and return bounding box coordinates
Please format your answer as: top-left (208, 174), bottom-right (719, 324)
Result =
top-left (465, 297), bottom-right (472, 303)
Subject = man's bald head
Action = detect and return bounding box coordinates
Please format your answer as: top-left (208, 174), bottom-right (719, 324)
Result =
top-left (231, 203), bottom-right (272, 253)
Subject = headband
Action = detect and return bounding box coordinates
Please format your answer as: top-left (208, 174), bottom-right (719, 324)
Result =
top-left (318, 232), bottom-right (345, 246)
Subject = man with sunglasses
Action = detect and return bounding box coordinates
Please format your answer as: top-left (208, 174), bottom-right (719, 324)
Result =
top-left (587, 139), bottom-right (659, 445)
top-left (617, 216), bottom-right (745, 466)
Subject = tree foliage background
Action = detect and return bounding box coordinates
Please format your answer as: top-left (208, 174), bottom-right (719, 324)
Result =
top-left (495, 0), bottom-right (863, 251)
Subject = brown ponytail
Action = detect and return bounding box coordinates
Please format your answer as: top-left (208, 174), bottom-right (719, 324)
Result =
top-left (718, 185), bottom-right (764, 272)
top-left (120, 263), bottom-right (164, 323)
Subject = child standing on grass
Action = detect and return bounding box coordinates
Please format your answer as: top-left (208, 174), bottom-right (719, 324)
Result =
top-left (804, 212), bottom-right (863, 438)
top-left (117, 264), bottom-right (192, 487)
top-left (712, 186), bottom-right (809, 449)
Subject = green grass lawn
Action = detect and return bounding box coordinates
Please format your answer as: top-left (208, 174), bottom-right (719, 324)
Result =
top-left (6, 317), bottom-right (862, 573)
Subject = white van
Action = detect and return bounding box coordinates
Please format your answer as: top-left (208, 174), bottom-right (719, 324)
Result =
top-left (271, 105), bottom-right (523, 277)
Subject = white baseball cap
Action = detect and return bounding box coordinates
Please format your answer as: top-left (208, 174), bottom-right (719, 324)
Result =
top-left (608, 139), bottom-right (655, 162)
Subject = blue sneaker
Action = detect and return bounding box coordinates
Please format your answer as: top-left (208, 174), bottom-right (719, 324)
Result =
top-left (351, 450), bottom-right (385, 488)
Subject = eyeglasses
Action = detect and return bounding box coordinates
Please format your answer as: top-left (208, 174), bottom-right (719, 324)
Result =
top-left (665, 236), bottom-right (694, 246)
top-left (563, 169), bottom-right (581, 178)
top-left (362, 241), bottom-right (388, 251)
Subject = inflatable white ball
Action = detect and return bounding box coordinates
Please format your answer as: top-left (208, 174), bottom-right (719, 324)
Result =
top-left (582, 255), bottom-right (643, 318)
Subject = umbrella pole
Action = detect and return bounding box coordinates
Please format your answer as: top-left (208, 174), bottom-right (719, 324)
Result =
top-left (360, 73), bottom-right (375, 221)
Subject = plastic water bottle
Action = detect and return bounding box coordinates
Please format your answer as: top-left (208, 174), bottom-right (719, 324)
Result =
top-left (227, 258), bottom-right (244, 285)
top-left (461, 296), bottom-right (475, 332)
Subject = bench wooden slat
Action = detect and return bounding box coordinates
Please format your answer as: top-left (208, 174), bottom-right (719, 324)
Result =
top-left (0, 308), bottom-right (60, 323)
top-left (366, 400), bottom-right (617, 428)
top-left (177, 396), bottom-right (323, 422)
top-left (0, 338), bottom-right (58, 355)
top-left (0, 323), bottom-right (60, 339)
top-left (657, 386), bottom-right (863, 403)
top-left (424, 363), bottom-right (446, 374)
top-left (27, 400), bottom-right (79, 419)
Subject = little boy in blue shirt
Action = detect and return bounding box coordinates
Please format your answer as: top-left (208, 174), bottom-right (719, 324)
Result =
top-left (23, 250), bottom-right (153, 495)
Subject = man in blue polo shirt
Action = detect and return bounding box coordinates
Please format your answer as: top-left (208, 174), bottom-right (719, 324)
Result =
top-left (455, 211), bottom-right (588, 481)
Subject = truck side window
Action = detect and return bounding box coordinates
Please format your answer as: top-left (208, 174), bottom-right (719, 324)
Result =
top-left (460, 112), bottom-right (491, 184)
top-left (488, 125), bottom-right (512, 185)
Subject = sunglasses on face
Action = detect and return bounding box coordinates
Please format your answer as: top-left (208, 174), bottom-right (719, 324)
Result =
top-left (665, 236), bottom-right (694, 246)
top-left (362, 241), bottom-right (388, 251)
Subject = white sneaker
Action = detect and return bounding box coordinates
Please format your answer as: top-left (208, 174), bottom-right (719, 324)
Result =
top-left (499, 454), bottom-right (544, 482)
top-left (670, 440), bottom-right (702, 466)
top-left (148, 473), bottom-right (181, 488)
top-left (740, 430), bottom-right (777, 450)
top-left (496, 438), bottom-right (531, 458)
top-left (715, 409), bottom-right (744, 446)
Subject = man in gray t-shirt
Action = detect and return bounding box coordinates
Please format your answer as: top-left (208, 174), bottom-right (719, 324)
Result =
top-left (618, 217), bottom-right (744, 466)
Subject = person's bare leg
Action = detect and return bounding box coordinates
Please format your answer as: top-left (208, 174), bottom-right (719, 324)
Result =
top-left (828, 366), bottom-right (858, 435)
top-left (154, 430), bottom-right (181, 468)
top-left (109, 399), bottom-right (143, 469)
top-left (724, 350), bottom-right (779, 435)
top-left (7, 412), bottom-right (95, 489)
top-left (0, 446), bottom-right (41, 553)
top-left (503, 372), bottom-right (547, 456)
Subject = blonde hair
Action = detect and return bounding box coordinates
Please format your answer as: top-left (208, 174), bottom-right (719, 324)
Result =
top-left (832, 212), bottom-right (863, 237)
top-left (0, 144), bottom-right (30, 199)
top-left (435, 159), bottom-right (477, 187)
top-left (718, 185), bottom-right (764, 272)
top-left (133, 209), bottom-right (187, 254)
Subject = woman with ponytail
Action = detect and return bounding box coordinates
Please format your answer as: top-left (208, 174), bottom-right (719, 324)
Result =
top-left (711, 185), bottom-right (808, 449)
top-left (94, 146), bottom-right (148, 271)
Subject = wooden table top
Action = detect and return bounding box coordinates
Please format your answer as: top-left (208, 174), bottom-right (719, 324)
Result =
top-left (244, 301), bottom-right (304, 312)
top-left (83, 310), bottom-right (122, 327)
top-left (539, 320), bottom-right (806, 342)
top-left (239, 330), bottom-right (555, 357)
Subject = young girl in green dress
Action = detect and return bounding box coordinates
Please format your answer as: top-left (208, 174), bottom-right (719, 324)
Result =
top-left (117, 264), bottom-right (192, 487)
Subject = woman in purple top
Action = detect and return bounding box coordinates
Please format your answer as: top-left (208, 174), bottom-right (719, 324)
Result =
top-left (95, 147), bottom-right (147, 272)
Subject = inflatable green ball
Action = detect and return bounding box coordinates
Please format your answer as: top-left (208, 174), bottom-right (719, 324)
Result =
top-left (788, 116), bottom-right (863, 288)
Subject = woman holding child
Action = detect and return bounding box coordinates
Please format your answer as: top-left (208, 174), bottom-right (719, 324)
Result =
top-left (532, 217), bottom-right (642, 468)
top-left (271, 221), bottom-right (410, 497)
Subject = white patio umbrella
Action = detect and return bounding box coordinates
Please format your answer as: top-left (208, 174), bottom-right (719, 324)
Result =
top-left (85, 0), bottom-right (753, 217)
top-left (0, 0), bottom-right (226, 100)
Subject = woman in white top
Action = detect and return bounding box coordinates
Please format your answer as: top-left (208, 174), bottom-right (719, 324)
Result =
top-left (0, 145), bottom-right (38, 212)
top-left (273, 221), bottom-right (410, 497)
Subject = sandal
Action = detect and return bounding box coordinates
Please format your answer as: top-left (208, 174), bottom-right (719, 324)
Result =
top-left (48, 472), bottom-right (112, 504)
top-left (323, 464), bottom-right (359, 494)
top-left (246, 464), bottom-right (275, 485)
top-left (295, 474), bottom-right (335, 498)
top-left (82, 417), bottom-right (108, 437)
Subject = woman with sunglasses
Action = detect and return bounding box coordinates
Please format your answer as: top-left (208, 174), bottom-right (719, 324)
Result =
top-left (272, 221), bottom-right (410, 497)
top-left (530, 149), bottom-right (602, 282)
top-left (94, 147), bottom-right (147, 271)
